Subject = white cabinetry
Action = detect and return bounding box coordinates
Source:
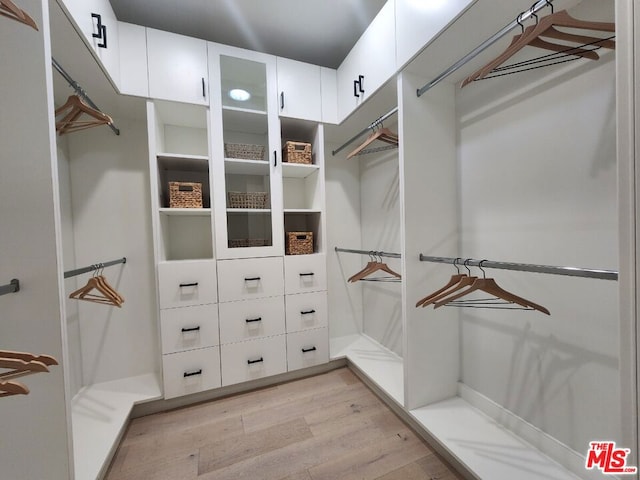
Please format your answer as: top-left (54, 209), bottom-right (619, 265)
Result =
top-left (276, 57), bottom-right (322, 122)
top-left (61, 0), bottom-right (120, 85)
top-left (147, 28), bottom-right (209, 105)
top-left (336, 0), bottom-right (396, 121)
top-left (118, 22), bottom-right (148, 97)
top-left (320, 67), bottom-right (338, 124)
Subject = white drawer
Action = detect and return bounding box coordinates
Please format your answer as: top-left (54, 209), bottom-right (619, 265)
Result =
top-left (219, 297), bottom-right (285, 344)
top-left (217, 257), bottom-right (284, 302)
top-left (162, 347), bottom-right (221, 399)
top-left (285, 291), bottom-right (328, 333)
top-left (284, 254), bottom-right (326, 294)
top-left (220, 335), bottom-right (286, 386)
top-left (160, 304), bottom-right (219, 354)
top-left (286, 327), bottom-right (329, 372)
top-left (158, 260), bottom-right (218, 309)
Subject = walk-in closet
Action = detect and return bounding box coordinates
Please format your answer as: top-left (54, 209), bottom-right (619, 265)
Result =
top-left (1, 0), bottom-right (638, 479)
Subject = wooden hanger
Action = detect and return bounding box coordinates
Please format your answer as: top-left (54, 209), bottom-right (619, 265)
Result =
top-left (55, 95), bottom-right (113, 135)
top-left (0, 350), bottom-right (58, 366)
top-left (69, 272), bottom-right (123, 307)
top-left (348, 253), bottom-right (401, 283)
top-left (430, 264), bottom-right (550, 315)
top-left (0, 0), bottom-right (38, 31)
top-left (0, 380), bottom-right (29, 397)
top-left (416, 259), bottom-right (472, 307)
top-left (347, 127), bottom-right (398, 159)
top-left (462, 9), bottom-right (615, 87)
top-left (0, 357), bottom-right (49, 381)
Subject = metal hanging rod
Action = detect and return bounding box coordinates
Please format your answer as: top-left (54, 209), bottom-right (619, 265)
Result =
top-left (416, 0), bottom-right (554, 97)
top-left (51, 58), bottom-right (120, 136)
top-left (0, 279), bottom-right (20, 297)
top-left (335, 247), bottom-right (401, 259)
top-left (419, 254), bottom-right (618, 281)
top-left (332, 106), bottom-right (398, 156)
top-left (64, 257), bottom-right (127, 279)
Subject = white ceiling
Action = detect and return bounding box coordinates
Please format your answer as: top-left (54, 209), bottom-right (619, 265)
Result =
top-left (108, 0), bottom-right (387, 69)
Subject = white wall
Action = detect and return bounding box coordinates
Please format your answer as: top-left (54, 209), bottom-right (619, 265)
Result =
top-left (457, 58), bottom-right (619, 453)
top-left (0, 1), bottom-right (72, 478)
top-left (63, 118), bottom-right (159, 386)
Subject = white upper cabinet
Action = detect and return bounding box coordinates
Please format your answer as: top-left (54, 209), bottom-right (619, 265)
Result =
top-left (147, 28), bottom-right (209, 105)
top-left (336, 0), bottom-right (396, 122)
top-left (276, 57), bottom-right (322, 122)
top-left (320, 67), bottom-right (338, 125)
top-left (395, 0), bottom-right (475, 69)
top-left (60, 0), bottom-right (120, 86)
top-left (118, 22), bottom-right (148, 97)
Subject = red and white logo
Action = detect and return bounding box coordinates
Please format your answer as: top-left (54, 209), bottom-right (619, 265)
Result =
top-left (585, 441), bottom-right (638, 475)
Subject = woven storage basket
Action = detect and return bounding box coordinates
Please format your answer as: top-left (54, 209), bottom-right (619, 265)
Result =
top-left (229, 238), bottom-right (267, 248)
top-left (169, 182), bottom-right (203, 208)
top-left (227, 191), bottom-right (269, 209)
top-left (225, 143), bottom-right (265, 161)
top-left (286, 231), bottom-right (313, 255)
top-left (282, 141), bottom-right (312, 164)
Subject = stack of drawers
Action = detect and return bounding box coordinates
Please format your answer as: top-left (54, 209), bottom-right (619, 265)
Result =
top-left (158, 260), bottom-right (221, 399)
top-left (157, 255), bottom-right (329, 398)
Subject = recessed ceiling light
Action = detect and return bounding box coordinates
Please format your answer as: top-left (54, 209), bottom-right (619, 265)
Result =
top-left (229, 88), bottom-right (251, 102)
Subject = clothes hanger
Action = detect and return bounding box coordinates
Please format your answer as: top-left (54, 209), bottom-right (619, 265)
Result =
top-left (55, 95), bottom-right (113, 135)
top-left (0, 357), bottom-right (49, 381)
top-left (69, 268), bottom-right (123, 307)
top-left (0, 0), bottom-right (38, 31)
top-left (347, 122), bottom-right (399, 159)
top-left (419, 259), bottom-right (478, 308)
top-left (432, 261), bottom-right (550, 315)
top-left (0, 350), bottom-right (58, 366)
top-left (462, 3), bottom-right (615, 87)
top-left (349, 252), bottom-right (401, 283)
top-left (416, 258), bottom-right (467, 307)
top-left (347, 251), bottom-right (378, 282)
top-left (93, 265), bottom-right (125, 305)
top-left (0, 380), bottom-right (30, 397)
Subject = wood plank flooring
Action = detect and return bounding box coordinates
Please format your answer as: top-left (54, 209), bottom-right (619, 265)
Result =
top-left (105, 367), bottom-right (464, 480)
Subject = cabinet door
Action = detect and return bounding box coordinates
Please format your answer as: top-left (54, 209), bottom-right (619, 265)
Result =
top-left (337, 0), bottom-right (396, 121)
top-left (209, 44), bottom-right (283, 259)
top-left (276, 57), bottom-right (322, 122)
top-left (320, 67), bottom-right (338, 125)
top-left (118, 22), bottom-right (148, 97)
top-left (147, 28), bottom-right (209, 105)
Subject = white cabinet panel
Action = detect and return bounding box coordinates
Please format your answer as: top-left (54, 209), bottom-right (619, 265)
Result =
top-left (160, 304), bottom-right (219, 354)
top-left (162, 347), bottom-right (221, 399)
top-left (217, 257), bottom-right (284, 302)
top-left (118, 22), bottom-right (148, 97)
top-left (286, 327), bottom-right (329, 372)
top-left (320, 67), bottom-right (338, 124)
top-left (284, 254), bottom-right (326, 294)
top-left (147, 28), bottom-right (208, 105)
top-left (158, 260), bottom-right (218, 309)
top-left (276, 57), bottom-right (322, 122)
top-left (337, 0), bottom-right (396, 121)
top-left (220, 335), bottom-right (287, 386)
top-left (219, 296), bottom-right (285, 344)
top-left (285, 291), bottom-right (327, 333)
top-left (396, 0), bottom-right (474, 68)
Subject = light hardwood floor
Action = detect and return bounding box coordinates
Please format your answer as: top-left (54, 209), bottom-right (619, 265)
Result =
top-left (105, 367), bottom-right (463, 480)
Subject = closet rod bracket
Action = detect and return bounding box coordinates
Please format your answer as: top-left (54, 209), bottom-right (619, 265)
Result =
top-left (0, 279), bottom-right (20, 297)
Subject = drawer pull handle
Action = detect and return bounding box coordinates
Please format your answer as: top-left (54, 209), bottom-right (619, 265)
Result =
top-left (244, 277), bottom-right (261, 282)
top-left (302, 346), bottom-right (317, 353)
top-left (301, 310), bottom-right (316, 315)
top-left (247, 357), bottom-right (264, 365)
top-left (245, 317), bottom-right (262, 323)
top-left (183, 369), bottom-right (202, 378)
top-left (181, 326), bottom-right (201, 333)
top-left (299, 272), bottom-right (314, 277)
top-left (179, 282), bottom-right (198, 288)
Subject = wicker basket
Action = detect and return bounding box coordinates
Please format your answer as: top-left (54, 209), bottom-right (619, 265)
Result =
top-left (286, 231), bottom-right (313, 255)
top-left (282, 141), bottom-right (312, 164)
top-left (169, 182), bottom-right (203, 208)
top-left (229, 238), bottom-right (267, 248)
top-left (225, 143), bottom-right (265, 161)
top-left (227, 191), bottom-right (269, 209)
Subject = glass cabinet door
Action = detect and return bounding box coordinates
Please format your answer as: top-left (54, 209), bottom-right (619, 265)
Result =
top-left (210, 47), bottom-right (283, 259)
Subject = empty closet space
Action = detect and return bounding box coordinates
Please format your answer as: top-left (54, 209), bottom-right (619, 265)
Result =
top-left (401, 0), bottom-right (621, 478)
top-left (105, 367), bottom-right (463, 480)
